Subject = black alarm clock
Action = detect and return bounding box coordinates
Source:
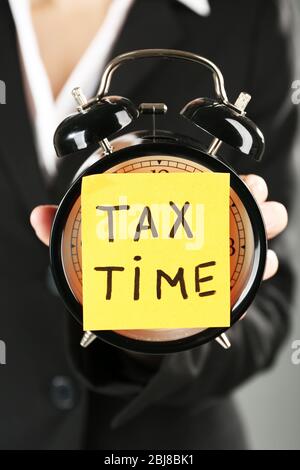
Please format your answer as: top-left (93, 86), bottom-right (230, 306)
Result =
top-left (50, 49), bottom-right (267, 354)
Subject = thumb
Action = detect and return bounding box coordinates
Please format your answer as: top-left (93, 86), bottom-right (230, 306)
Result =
top-left (30, 205), bottom-right (57, 246)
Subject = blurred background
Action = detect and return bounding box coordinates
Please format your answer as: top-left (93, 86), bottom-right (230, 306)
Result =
top-left (235, 0), bottom-right (300, 449)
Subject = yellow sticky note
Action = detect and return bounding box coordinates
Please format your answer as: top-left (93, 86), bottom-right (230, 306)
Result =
top-left (81, 173), bottom-right (230, 330)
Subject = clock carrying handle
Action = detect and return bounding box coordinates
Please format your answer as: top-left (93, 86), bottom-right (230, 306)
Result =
top-left (54, 49), bottom-right (265, 160)
top-left (95, 48), bottom-right (265, 160)
top-left (97, 49), bottom-right (229, 105)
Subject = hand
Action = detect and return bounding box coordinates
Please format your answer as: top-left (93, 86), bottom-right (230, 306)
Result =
top-left (30, 174), bottom-right (288, 281)
top-left (240, 174), bottom-right (288, 280)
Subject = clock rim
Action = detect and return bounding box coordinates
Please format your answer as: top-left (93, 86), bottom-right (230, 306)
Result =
top-left (50, 141), bottom-right (267, 354)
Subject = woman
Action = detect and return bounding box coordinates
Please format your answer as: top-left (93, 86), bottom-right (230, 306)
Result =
top-left (0, 0), bottom-right (296, 449)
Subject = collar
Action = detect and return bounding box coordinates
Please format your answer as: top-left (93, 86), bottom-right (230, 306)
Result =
top-left (177, 0), bottom-right (210, 16)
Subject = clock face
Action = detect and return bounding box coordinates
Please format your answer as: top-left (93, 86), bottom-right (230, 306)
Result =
top-left (61, 154), bottom-right (255, 343)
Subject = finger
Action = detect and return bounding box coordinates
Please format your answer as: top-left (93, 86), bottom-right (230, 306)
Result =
top-left (30, 205), bottom-right (57, 246)
top-left (240, 174), bottom-right (268, 204)
top-left (260, 201), bottom-right (288, 240)
top-left (263, 249), bottom-right (279, 280)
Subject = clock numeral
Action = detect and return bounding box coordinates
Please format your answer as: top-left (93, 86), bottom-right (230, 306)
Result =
top-left (230, 237), bottom-right (236, 256)
top-left (151, 169), bottom-right (169, 173)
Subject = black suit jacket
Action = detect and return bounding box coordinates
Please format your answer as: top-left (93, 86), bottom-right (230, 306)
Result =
top-left (0, 0), bottom-right (298, 450)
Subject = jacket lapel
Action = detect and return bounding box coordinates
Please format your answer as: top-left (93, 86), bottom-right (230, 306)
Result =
top-left (0, 1), bottom-right (49, 212)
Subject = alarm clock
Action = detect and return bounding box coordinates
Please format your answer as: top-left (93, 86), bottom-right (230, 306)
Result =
top-left (50, 49), bottom-right (267, 354)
